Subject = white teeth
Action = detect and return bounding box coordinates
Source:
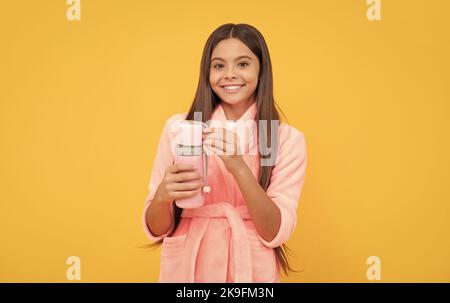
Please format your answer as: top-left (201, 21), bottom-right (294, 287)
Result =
top-left (223, 85), bottom-right (243, 92)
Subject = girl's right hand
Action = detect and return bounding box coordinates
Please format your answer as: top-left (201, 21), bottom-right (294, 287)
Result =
top-left (154, 163), bottom-right (203, 204)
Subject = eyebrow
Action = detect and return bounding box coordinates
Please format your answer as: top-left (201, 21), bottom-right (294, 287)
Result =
top-left (210, 55), bottom-right (252, 62)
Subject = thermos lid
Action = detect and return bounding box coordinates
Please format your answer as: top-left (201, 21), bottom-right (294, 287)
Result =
top-left (175, 120), bottom-right (205, 146)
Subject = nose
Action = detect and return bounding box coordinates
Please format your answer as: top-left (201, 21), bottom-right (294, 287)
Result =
top-left (224, 66), bottom-right (237, 80)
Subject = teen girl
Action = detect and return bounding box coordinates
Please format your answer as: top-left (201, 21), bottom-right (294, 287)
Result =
top-left (143, 23), bottom-right (307, 283)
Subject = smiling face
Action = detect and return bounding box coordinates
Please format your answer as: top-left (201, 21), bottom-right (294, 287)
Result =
top-left (209, 38), bottom-right (260, 107)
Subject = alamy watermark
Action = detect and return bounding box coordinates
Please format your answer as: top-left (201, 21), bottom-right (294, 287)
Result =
top-left (66, 256), bottom-right (81, 280)
top-left (366, 256), bottom-right (381, 281)
top-left (366, 0), bottom-right (381, 21)
top-left (66, 0), bottom-right (81, 21)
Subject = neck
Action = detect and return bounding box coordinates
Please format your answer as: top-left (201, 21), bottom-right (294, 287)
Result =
top-left (221, 98), bottom-right (255, 121)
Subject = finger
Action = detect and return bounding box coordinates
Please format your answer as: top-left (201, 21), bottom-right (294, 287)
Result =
top-left (171, 170), bottom-right (201, 182)
top-left (203, 128), bottom-right (238, 145)
top-left (168, 181), bottom-right (203, 191)
top-left (202, 133), bottom-right (227, 143)
top-left (172, 189), bottom-right (202, 200)
top-left (203, 139), bottom-right (225, 154)
top-left (204, 138), bottom-right (239, 155)
top-left (167, 163), bottom-right (196, 174)
top-left (205, 127), bottom-right (232, 138)
top-left (202, 127), bottom-right (214, 133)
top-left (204, 144), bottom-right (226, 156)
top-left (203, 138), bottom-right (226, 152)
top-left (204, 135), bottom-right (242, 155)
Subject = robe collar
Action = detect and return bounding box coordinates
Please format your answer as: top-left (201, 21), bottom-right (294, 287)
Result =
top-left (210, 101), bottom-right (257, 124)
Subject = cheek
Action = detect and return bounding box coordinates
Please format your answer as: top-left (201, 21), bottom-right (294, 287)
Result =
top-left (243, 75), bottom-right (259, 91)
top-left (209, 72), bottom-right (220, 87)
top-left (242, 68), bottom-right (259, 84)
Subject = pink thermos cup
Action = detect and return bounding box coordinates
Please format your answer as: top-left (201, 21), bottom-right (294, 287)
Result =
top-left (173, 120), bottom-right (211, 208)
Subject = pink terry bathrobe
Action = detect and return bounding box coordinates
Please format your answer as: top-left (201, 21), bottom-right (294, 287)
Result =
top-left (142, 102), bottom-right (307, 283)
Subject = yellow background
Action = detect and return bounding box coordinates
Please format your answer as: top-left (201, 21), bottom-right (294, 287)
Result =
top-left (1, 0), bottom-right (449, 282)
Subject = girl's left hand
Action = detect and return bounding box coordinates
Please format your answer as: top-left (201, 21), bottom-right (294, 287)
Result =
top-left (202, 127), bottom-right (245, 174)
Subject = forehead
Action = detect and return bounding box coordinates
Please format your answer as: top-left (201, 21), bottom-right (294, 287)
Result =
top-left (211, 38), bottom-right (256, 60)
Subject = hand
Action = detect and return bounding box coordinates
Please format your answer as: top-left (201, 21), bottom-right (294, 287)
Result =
top-left (202, 126), bottom-right (245, 174)
top-left (155, 163), bottom-right (203, 204)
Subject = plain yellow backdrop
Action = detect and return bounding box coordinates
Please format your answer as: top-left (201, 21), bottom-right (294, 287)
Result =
top-left (0, 0), bottom-right (449, 282)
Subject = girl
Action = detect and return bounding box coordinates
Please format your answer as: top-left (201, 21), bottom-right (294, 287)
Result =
top-left (143, 23), bottom-right (307, 283)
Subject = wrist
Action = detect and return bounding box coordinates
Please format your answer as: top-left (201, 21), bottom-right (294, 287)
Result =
top-left (228, 158), bottom-right (249, 177)
top-left (154, 189), bottom-right (173, 205)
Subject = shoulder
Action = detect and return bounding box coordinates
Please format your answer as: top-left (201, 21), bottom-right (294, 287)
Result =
top-left (162, 112), bottom-right (188, 130)
top-left (278, 122), bottom-right (306, 146)
top-left (275, 123), bottom-right (307, 163)
top-left (270, 122), bottom-right (307, 168)
top-left (166, 112), bottom-right (188, 125)
top-left (160, 112), bottom-right (189, 139)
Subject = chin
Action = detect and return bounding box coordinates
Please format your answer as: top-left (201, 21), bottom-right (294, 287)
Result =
top-left (216, 91), bottom-right (251, 105)
top-left (219, 97), bottom-right (243, 105)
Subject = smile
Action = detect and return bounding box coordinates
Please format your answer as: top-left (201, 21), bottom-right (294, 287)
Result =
top-left (221, 84), bottom-right (245, 93)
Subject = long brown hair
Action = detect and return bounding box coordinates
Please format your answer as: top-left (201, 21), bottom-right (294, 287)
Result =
top-left (145, 23), bottom-right (298, 276)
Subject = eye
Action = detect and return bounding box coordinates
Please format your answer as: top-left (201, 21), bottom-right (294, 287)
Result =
top-left (213, 64), bottom-right (223, 69)
top-left (239, 62), bottom-right (249, 68)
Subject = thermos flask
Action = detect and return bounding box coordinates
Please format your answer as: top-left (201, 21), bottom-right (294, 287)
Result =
top-left (173, 120), bottom-right (211, 208)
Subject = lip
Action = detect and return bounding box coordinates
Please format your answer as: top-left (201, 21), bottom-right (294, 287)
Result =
top-left (220, 84), bottom-right (245, 87)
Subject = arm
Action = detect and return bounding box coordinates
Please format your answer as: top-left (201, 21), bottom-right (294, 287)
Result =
top-left (142, 112), bottom-right (201, 241)
top-left (144, 161), bottom-right (202, 239)
top-left (202, 124), bottom-right (307, 247)
top-left (142, 117), bottom-right (176, 241)
top-left (231, 126), bottom-right (308, 248)
top-left (145, 187), bottom-right (175, 237)
top-left (230, 163), bottom-right (281, 242)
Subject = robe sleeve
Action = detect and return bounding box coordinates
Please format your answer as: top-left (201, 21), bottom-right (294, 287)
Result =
top-left (257, 124), bottom-right (307, 248)
top-left (142, 115), bottom-right (180, 242)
